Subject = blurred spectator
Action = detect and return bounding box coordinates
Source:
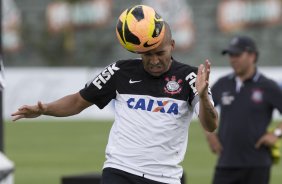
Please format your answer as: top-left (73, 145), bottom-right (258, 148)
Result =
top-left (206, 35), bottom-right (282, 184)
top-left (2, 0), bottom-right (21, 52)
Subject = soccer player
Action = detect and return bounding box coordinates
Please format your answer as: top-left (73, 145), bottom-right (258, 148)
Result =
top-left (11, 21), bottom-right (218, 184)
top-left (206, 36), bottom-right (282, 184)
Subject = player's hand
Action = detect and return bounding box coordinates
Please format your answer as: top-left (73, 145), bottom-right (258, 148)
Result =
top-left (196, 60), bottom-right (211, 98)
top-left (206, 133), bottom-right (223, 155)
top-left (11, 101), bottom-right (46, 121)
top-left (255, 132), bottom-right (279, 149)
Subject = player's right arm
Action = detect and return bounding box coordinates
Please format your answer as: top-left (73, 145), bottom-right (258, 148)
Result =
top-left (204, 73), bottom-right (223, 155)
top-left (205, 131), bottom-right (223, 155)
top-left (11, 92), bottom-right (92, 121)
top-left (11, 61), bottom-right (122, 121)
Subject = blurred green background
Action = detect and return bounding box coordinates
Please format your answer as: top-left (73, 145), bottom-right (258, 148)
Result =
top-left (5, 120), bottom-right (282, 184)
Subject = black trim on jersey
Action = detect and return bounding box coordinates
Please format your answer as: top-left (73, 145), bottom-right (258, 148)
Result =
top-left (80, 58), bottom-right (199, 109)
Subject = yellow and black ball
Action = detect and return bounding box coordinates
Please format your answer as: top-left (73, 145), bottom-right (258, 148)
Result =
top-left (116, 5), bottom-right (165, 53)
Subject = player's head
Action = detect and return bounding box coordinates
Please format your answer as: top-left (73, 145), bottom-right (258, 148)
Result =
top-left (141, 22), bottom-right (175, 77)
top-left (222, 36), bottom-right (259, 76)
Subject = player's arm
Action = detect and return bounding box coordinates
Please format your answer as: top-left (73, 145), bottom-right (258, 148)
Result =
top-left (255, 81), bottom-right (282, 148)
top-left (201, 76), bottom-right (222, 155)
top-left (204, 131), bottom-right (222, 155)
top-left (11, 92), bottom-right (92, 121)
top-left (196, 60), bottom-right (218, 132)
top-left (255, 122), bottom-right (282, 148)
top-left (273, 123), bottom-right (282, 138)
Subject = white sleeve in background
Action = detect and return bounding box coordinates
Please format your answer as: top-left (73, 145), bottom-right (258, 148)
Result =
top-left (193, 95), bottom-right (215, 117)
top-left (194, 102), bottom-right (200, 116)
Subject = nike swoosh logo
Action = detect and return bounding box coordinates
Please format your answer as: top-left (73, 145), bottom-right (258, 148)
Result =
top-left (143, 41), bottom-right (159, 48)
top-left (129, 79), bottom-right (142, 84)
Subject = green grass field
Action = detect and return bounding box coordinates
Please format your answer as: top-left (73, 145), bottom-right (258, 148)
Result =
top-left (4, 120), bottom-right (282, 184)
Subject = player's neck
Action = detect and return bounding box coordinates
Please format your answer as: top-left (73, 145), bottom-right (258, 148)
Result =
top-left (238, 66), bottom-right (256, 82)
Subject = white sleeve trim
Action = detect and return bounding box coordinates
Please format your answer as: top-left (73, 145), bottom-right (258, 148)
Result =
top-left (193, 95), bottom-right (214, 116)
top-left (194, 102), bottom-right (200, 116)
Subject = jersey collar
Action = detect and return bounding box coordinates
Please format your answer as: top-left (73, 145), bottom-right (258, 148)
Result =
top-left (229, 68), bottom-right (261, 83)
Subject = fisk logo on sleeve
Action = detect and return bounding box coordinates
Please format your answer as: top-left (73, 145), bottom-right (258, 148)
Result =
top-left (127, 98), bottom-right (179, 115)
top-left (185, 72), bottom-right (198, 95)
top-left (92, 63), bottom-right (120, 89)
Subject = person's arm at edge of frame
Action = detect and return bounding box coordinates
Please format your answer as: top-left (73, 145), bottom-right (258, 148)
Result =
top-left (274, 122), bottom-right (282, 138)
top-left (196, 60), bottom-right (218, 132)
top-left (255, 122), bottom-right (282, 148)
top-left (11, 92), bottom-right (93, 121)
top-left (255, 81), bottom-right (282, 148)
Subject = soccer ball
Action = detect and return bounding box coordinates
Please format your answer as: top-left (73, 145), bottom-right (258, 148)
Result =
top-left (116, 5), bottom-right (165, 53)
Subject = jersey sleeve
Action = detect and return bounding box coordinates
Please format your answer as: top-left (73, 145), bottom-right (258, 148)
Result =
top-left (79, 62), bottom-right (120, 109)
top-left (185, 67), bottom-right (214, 113)
top-left (267, 80), bottom-right (282, 113)
top-left (185, 67), bottom-right (198, 106)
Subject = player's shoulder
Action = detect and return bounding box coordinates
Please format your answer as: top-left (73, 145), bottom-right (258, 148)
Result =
top-left (93, 58), bottom-right (142, 81)
top-left (170, 59), bottom-right (198, 84)
top-left (171, 58), bottom-right (198, 74)
top-left (116, 58), bottom-right (143, 69)
top-left (215, 73), bottom-right (234, 84)
top-left (257, 73), bottom-right (274, 83)
top-left (257, 72), bottom-right (281, 89)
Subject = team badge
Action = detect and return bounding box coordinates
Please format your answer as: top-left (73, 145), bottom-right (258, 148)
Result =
top-left (221, 92), bottom-right (234, 105)
top-left (164, 76), bottom-right (183, 95)
top-left (251, 89), bottom-right (263, 103)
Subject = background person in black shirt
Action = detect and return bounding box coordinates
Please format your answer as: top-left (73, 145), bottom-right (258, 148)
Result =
top-left (206, 36), bottom-right (282, 184)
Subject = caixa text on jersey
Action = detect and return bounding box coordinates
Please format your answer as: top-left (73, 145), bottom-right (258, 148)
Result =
top-left (127, 98), bottom-right (179, 115)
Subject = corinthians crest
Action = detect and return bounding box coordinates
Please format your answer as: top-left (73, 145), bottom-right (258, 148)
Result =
top-left (251, 89), bottom-right (263, 103)
top-left (164, 76), bottom-right (183, 95)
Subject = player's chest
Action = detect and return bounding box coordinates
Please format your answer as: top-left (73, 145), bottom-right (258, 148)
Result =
top-left (219, 85), bottom-right (266, 108)
top-left (116, 72), bottom-right (191, 100)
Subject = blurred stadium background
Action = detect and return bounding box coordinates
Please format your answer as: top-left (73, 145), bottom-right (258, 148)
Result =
top-left (1, 0), bottom-right (282, 184)
top-left (3, 0), bottom-right (282, 67)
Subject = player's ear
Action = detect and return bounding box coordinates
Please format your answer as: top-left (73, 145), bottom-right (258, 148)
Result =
top-left (171, 39), bottom-right (175, 50)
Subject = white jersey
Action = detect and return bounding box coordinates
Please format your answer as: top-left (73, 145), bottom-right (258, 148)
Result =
top-left (80, 58), bottom-right (213, 184)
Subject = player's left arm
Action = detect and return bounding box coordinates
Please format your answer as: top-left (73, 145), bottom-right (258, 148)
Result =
top-left (196, 60), bottom-right (218, 132)
top-left (255, 81), bottom-right (282, 148)
top-left (273, 123), bottom-right (282, 139)
top-left (255, 122), bottom-right (282, 149)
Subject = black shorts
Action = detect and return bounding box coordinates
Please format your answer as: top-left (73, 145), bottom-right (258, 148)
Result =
top-left (100, 167), bottom-right (167, 184)
top-left (212, 167), bottom-right (270, 184)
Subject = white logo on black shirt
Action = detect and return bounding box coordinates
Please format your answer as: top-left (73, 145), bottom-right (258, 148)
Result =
top-left (92, 63), bottom-right (120, 89)
top-left (221, 92), bottom-right (234, 105)
top-left (129, 79), bottom-right (142, 84)
top-left (185, 72), bottom-right (197, 94)
top-left (251, 89), bottom-right (263, 103)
